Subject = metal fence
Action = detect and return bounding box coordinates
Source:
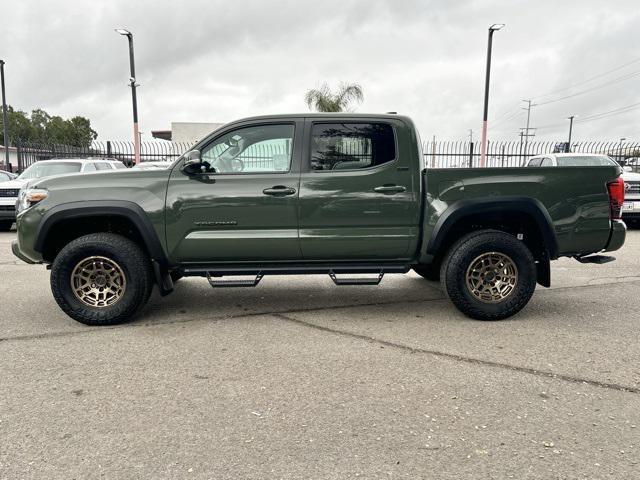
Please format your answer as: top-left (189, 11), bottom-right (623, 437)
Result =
top-left (423, 140), bottom-right (640, 169)
top-left (11, 138), bottom-right (640, 173)
top-left (15, 140), bottom-right (195, 171)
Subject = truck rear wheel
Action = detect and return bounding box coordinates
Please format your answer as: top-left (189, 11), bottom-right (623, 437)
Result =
top-left (440, 230), bottom-right (536, 320)
top-left (50, 233), bottom-right (154, 326)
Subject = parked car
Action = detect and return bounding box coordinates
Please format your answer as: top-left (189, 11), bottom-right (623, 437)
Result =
top-left (132, 161), bottom-right (172, 170)
top-left (526, 153), bottom-right (640, 223)
top-left (0, 158), bottom-right (125, 231)
top-left (12, 114), bottom-right (626, 325)
top-left (0, 170), bottom-right (17, 181)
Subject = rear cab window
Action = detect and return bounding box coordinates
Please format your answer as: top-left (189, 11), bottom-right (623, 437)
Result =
top-left (310, 123), bottom-right (396, 171)
top-left (556, 155), bottom-right (616, 167)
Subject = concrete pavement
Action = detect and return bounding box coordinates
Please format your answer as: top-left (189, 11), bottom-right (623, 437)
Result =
top-left (1, 229), bottom-right (639, 479)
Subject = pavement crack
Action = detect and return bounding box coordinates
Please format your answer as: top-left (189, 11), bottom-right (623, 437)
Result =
top-left (0, 296), bottom-right (448, 344)
top-left (273, 312), bottom-right (640, 395)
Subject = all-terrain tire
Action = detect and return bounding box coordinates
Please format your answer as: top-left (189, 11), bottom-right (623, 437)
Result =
top-left (440, 230), bottom-right (536, 320)
top-left (50, 233), bottom-right (154, 326)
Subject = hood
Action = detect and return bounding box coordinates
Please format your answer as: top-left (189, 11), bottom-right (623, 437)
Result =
top-left (33, 168), bottom-right (171, 190)
top-left (0, 178), bottom-right (29, 190)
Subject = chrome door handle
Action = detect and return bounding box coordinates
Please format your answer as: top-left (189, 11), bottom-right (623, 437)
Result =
top-left (263, 186), bottom-right (296, 196)
top-left (374, 185), bottom-right (406, 194)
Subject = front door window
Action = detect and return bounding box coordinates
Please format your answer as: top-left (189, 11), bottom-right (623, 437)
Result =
top-left (201, 124), bottom-right (294, 174)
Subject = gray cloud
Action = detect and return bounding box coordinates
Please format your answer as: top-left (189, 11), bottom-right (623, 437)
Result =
top-left (1, 0), bottom-right (638, 141)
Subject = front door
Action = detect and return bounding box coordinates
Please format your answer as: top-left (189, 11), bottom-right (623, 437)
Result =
top-left (165, 121), bottom-right (303, 263)
top-left (298, 119), bottom-right (420, 260)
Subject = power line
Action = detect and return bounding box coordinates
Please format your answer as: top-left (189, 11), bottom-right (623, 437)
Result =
top-left (535, 101), bottom-right (640, 131)
top-left (533, 56), bottom-right (640, 101)
top-left (535, 70), bottom-right (640, 106)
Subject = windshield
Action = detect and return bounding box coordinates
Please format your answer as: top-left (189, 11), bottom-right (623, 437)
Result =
top-left (556, 155), bottom-right (616, 167)
top-left (18, 162), bottom-right (82, 180)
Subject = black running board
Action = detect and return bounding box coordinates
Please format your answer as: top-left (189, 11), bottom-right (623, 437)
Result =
top-left (183, 263), bottom-right (409, 276)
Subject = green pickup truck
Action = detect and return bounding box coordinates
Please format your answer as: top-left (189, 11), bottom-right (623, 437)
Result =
top-left (12, 114), bottom-right (627, 325)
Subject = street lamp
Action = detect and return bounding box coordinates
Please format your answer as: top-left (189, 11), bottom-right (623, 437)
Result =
top-left (480, 23), bottom-right (505, 167)
top-left (115, 28), bottom-right (141, 165)
top-left (567, 115), bottom-right (576, 152)
top-left (0, 60), bottom-right (9, 170)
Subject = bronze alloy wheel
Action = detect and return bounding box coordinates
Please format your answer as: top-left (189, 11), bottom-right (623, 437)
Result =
top-left (465, 251), bottom-right (518, 303)
top-left (70, 256), bottom-right (127, 308)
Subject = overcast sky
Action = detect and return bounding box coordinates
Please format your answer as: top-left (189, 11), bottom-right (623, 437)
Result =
top-left (1, 0), bottom-right (639, 142)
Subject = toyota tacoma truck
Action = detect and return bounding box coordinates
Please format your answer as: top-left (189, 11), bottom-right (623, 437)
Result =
top-left (11, 114), bottom-right (627, 325)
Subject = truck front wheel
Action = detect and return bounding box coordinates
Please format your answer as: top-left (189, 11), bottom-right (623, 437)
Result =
top-left (50, 233), bottom-right (154, 326)
top-left (440, 230), bottom-right (536, 320)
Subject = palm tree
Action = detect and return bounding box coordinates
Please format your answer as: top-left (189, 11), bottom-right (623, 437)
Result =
top-left (304, 82), bottom-right (364, 112)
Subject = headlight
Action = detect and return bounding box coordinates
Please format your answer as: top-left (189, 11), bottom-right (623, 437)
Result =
top-left (17, 188), bottom-right (48, 213)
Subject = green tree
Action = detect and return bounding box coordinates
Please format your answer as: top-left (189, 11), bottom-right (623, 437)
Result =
top-left (0, 106), bottom-right (97, 147)
top-left (304, 82), bottom-right (364, 112)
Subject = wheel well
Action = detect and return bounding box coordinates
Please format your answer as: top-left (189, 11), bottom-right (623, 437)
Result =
top-left (430, 210), bottom-right (548, 269)
top-left (41, 215), bottom-right (150, 263)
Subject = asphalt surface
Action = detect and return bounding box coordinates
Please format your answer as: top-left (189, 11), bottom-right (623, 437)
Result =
top-left (1, 228), bottom-right (639, 479)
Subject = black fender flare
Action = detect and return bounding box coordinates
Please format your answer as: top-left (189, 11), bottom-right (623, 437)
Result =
top-left (426, 196), bottom-right (559, 260)
top-left (34, 200), bottom-right (170, 268)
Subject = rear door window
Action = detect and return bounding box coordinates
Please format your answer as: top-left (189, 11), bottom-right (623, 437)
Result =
top-left (310, 123), bottom-right (396, 171)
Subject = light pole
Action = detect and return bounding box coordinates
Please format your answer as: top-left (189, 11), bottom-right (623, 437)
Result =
top-left (480, 23), bottom-right (505, 167)
top-left (115, 28), bottom-right (141, 165)
top-left (619, 137), bottom-right (627, 164)
top-left (0, 60), bottom-right (9, 170)
top-left (567, 115), bottom-right (575, 152)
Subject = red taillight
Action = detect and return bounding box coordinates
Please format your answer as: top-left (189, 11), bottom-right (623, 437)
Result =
top-left (607, 177), bottom-right (625, 219)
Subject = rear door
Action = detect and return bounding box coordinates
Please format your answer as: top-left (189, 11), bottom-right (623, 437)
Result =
top-left (165, 120), bottom-right (303, 263)
top-left (298, 118), bottom-right (420, 260)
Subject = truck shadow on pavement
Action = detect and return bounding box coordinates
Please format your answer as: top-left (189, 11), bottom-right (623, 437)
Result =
top-left (135, 274), bottom-right (448, 326)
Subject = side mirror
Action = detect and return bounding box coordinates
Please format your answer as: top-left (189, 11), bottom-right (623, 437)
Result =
top-left (183, 150), bottom-right (201, 167)
top-left (182, 150), bottom-right (203, 174)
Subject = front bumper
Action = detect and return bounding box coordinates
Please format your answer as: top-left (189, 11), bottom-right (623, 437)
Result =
top-left (12, 239), bottom-right (36, 264)
top-left (604, 219), bottom-right (626, 252)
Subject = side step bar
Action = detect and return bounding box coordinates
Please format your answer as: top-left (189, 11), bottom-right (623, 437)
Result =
top-left (574, 254), bottom-right (616, 264)
top-left (329, 269), bottom-right (384, 286)
top-left (206, 272), bottom-right (264, 288)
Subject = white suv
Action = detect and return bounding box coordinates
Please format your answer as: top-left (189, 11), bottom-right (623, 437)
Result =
top-left (0, 158), bottom-right (126, 231)
top-left (526, 153), bottom-right (640, 223)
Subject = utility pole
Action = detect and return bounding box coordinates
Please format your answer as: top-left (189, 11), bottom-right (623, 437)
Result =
top-left (567, 115), bottom-right (575, 152)
top-left (468, 129), bottom-right (473, 144)
top-left (0, 60), bottom-right (9, 170)
top-left (521, 99), bottom-right (536, 161)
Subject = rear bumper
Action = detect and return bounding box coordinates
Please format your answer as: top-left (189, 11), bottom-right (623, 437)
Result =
top-left (604, 219), bottom-right (626, 252)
